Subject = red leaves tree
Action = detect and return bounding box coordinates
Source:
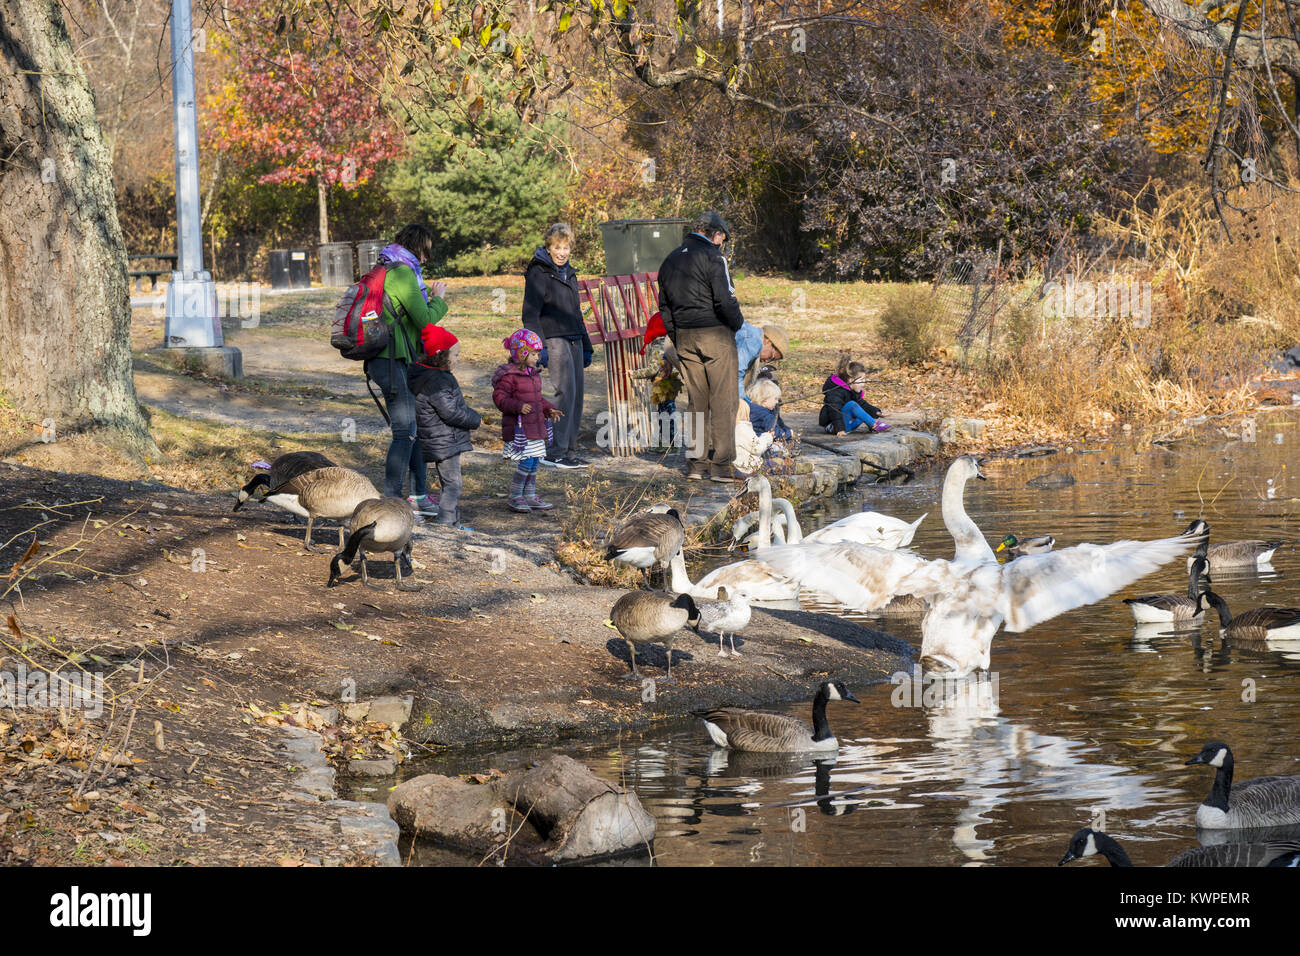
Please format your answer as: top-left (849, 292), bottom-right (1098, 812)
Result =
top-left (204, 1), bottom-right (403, 244)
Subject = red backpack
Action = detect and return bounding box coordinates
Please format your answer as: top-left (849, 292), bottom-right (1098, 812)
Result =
top-left (330, 265), bottom-right (393, 361)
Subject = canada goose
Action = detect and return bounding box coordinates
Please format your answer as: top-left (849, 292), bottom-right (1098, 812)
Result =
top-left (758, 500), bottom-right (1207, 678)
top-left (1124, 549), bottom-right (1211, 625)
top-left (804, 509), bottom-right (928, 550)
top-left (327, 497), bottom-right (418, 591)
top-left (1193, 539), bottom-right (1284, 571)
top-left (609, 590), bottom-right (701, 682)
top-left (698, 586), bottom-right (753, 657)
top-left (1197, 590), bottom-right (1300, 641)
top-left (605, 505), bottom-right (685, 586)
top-left (1058, 827), bottom-right (1300, 867)
top-left (995, 534), bottom-right (1055, 558)
top-left (698, 680), bottom-right (860, 752)
top-left (233, 451), bottom-right (335, 513)
top-left (276, 466), bottom-right (380, 551)
top-left (1185, 741), bottom-right (1300, 829)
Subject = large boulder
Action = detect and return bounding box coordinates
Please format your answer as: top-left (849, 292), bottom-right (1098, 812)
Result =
top-left (387, 755), bottom-right (656, 864)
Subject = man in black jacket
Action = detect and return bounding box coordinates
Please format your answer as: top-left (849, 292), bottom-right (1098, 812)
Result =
top-left (522, 223), bottom-right (594, 469)
top-left (657, 211), bottom-right (746, 482)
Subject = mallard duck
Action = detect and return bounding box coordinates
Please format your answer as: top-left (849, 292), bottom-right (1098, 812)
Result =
top-left (995, 533), bottom-right (1055, 558)
top-left (1184, 741), bottom-right (1300, 829)
top-left (698, 680), bottom-right (860, 752)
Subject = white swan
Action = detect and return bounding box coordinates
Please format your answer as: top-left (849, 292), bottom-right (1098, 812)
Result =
top-left (670, 476), bottom-right (801, 601)
top-left (803, 510), bottom-right (928, 549)
top-left (757, 456), bottom-right (1207, 676)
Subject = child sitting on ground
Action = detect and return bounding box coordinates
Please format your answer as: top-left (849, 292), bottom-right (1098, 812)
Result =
top-left (745, 377), bottom-right (793, 442)
top-left (820, 354), bottom-right (890, 435)
top-left (411, 325), bottom-right (481, 530)
top-left (492, 329), bottom-right (563, 513)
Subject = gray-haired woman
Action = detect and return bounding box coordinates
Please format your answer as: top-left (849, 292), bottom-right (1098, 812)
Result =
top-left (522, 222), bottom-right (593, 468)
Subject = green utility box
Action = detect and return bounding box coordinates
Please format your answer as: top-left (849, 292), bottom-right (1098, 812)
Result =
top-left (599, 219), bottom-right (690, 275)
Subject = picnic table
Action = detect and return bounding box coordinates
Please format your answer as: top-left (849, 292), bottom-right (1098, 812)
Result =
top-left (128, 253), bottom-right (178, 292)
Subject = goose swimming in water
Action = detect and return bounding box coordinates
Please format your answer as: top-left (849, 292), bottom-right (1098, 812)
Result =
top-left (1058, 827), bottom-right (1300, 867)
top-left (1192, 538), bottom-right (1284, 572)
top-left (757, 457), bottom-right (1208, 676)
top-left (1124, 527), bottom-right (1211, 624)
top-left (1197, 590), bottom-right (1300, 641)
top-left (698, 680), bottom-right (860, 752)
top-left (1185, 741), bottom-right (1300, 829)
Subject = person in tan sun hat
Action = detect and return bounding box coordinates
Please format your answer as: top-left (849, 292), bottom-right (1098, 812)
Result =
top-left (736, 321), bottom-right (789, 400)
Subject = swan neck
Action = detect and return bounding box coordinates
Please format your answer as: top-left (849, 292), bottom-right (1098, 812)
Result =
top-left (942, 468), bottom-right (988, 560)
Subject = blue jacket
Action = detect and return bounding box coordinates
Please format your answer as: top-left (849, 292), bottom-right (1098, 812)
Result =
top-left (735, 322), bottom-right (763, 400)
top-left (746, 399), bottom-right (792, 441)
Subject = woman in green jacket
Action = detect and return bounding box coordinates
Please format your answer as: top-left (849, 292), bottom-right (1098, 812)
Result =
top-left (367, 224), bottom-right (449, 512)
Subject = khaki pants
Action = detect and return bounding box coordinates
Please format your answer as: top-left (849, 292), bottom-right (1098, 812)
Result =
top-left (674, 326), bottom-right (738, 474)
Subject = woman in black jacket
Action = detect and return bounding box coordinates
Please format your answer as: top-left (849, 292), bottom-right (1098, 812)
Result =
top-left (411, 325), bottom-right (481, 529)
top-left (522, 223), bottom-right (593, 468)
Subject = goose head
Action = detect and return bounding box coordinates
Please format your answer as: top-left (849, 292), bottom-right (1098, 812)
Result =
top-left (1058, 828), bottom-right (1102, 865)
top-left (1185, 741), bottom-right (1233, 769)
top-left (820, 680), bottom-right (861, 704)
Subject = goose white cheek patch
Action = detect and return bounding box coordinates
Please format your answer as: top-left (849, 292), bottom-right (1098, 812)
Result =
top-left (1211, 749), bottom-right (1227, 768)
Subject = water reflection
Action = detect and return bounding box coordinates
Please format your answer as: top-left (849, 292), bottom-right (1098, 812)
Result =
top-left (382, 417), bottom-right (1300, 866)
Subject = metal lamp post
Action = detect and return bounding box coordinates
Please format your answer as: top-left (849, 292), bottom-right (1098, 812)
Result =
top-left (163, 0), bottom-right (240, 376)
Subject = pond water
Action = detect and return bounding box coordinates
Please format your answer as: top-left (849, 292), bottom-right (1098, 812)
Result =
top-left (358, 414), bottom-right (1300, 866)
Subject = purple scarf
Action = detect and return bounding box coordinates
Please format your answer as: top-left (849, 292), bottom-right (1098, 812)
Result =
top-left (378, 243), bottom-right (429, 303)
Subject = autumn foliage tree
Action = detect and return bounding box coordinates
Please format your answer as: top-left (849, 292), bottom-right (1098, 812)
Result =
top-left (204, 1), bottom-right (403, 244)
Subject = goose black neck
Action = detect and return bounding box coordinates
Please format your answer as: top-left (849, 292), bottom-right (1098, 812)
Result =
top-left (1202, 591), bottom-right (1232, 628)
top-left (1093, 832), bottom-right (1134, 867)
top-left (1187, 557), bottom-right (1207, 601)
top-left (810, 688), bottom-right (834, 742)
top-left (1205, 753), bottom-right (1235, 812)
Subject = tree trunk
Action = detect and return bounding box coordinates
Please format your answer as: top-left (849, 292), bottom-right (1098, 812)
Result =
top-left (0, 0), bottom-right (153, 453)
top-left (317, 173), bottom-right (329, 245)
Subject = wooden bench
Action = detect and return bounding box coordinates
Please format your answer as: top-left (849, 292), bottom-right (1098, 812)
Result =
top-left (128, 253), bottom-right (178, 292)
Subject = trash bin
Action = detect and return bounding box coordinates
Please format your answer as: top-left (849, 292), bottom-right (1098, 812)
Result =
top-left (357, 239), bottom-right (386, 274)
top-left (599, 219), bottom-right (690, 275)
top-left (320, 242), bottom-right (354, 286)
top-left (269, 249), bottom-right (311, 290)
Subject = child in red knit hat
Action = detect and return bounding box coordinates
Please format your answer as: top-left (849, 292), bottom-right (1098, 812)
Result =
top-left (409, 324), bottom-right (481, 529)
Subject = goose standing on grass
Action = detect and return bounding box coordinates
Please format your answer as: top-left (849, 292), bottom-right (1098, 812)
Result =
top-left (1197, 590), bottom-right (1300, 641)
top-left (995, 534), bottom-right (1055, 559)
top-left (1184, 741), bottom-right (1300, 829)
top-left (803, 509), bottom-right (928, 549)
top-left (757, 456), bottom-right (1208, 675)
top-left (698, 586), bottom-right (753, 657)
top-left (327, 497), bottom-right (418, 592)
top-left (605, 505), bottom-right (686, 587)
top-left (233, 451), bottom-right (335, 513)
top-left (1124, 527), bottom-right (1211, 624)
top-left (609, 590), bottom-right (701, 682)
top-left (1058, 827), bottom-right (1300, 867)
top-left (1195, 539), bottom-right (1284, 571)
top-left (271, 466), bottom-right (380, 551)
top-left (698, 680), bottom-right (860, 752)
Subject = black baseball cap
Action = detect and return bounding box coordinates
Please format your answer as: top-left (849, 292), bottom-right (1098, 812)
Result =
top-left (697, 210), bottom-right (732, 241)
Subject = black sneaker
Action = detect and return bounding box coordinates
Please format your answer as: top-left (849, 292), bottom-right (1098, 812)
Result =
top-left (540, 456), bottom-right (563, 468)
top-left (556, 456), bottom-right (588, 469)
